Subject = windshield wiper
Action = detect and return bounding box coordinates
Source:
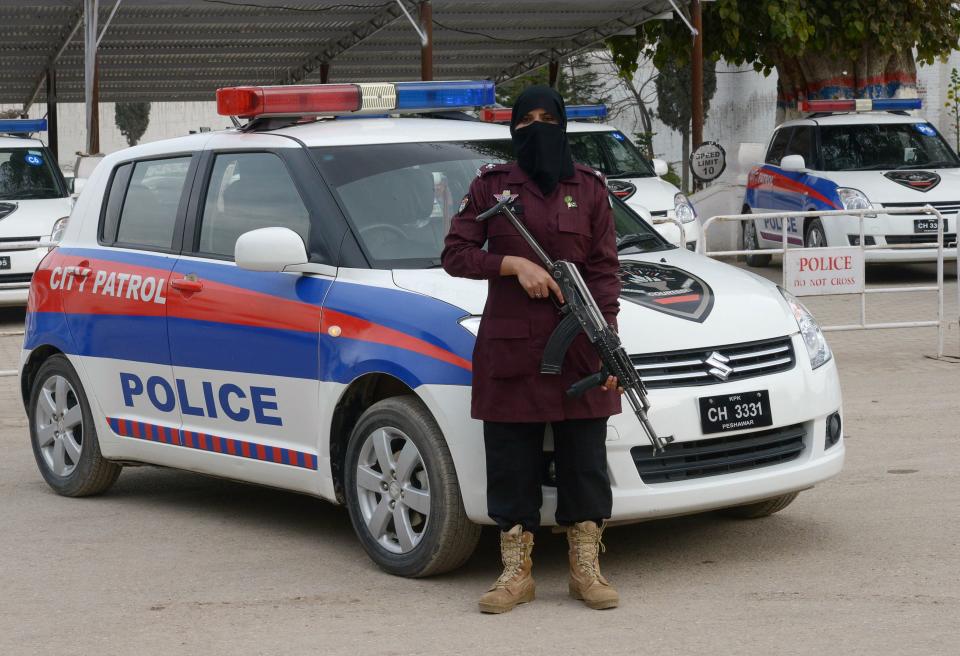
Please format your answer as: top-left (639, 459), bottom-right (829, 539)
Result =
top-left (616, 233), bottom-right (659, 252)
top-left (608, 170), bottom-right (651, 179)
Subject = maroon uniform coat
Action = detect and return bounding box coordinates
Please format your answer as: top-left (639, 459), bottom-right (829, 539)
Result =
top-left (441, 162), bottom-right (622, 422)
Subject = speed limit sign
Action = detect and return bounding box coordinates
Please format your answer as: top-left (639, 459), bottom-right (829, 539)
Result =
top-left (690, 141), bottom-right (726, 182)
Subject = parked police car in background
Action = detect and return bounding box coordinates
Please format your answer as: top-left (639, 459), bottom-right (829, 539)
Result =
top-left (0, 119), bottom-right (72, 305)
top-left (743, 98), bottom-right (960, 266)
top-left (22, 81), bottom-right (843, 578)
top-left (480, 105), bottom-right (701, 251)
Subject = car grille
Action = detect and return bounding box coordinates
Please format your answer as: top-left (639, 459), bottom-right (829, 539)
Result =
top-left (0, 273), bottom-right (33, 285)
top-left (630, 336), bottom-right (795, 389)
top-left (884, 233), bottom-right (957, 245)
top-left (0, 236), bottom-right (42, 251)
top-left (631, 423), bottom-right (806, 484)
top-left (881, 201), bottom-right (960, 215)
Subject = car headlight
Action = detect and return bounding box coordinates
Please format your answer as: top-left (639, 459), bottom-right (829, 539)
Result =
top-left (779, 288), bottom-right (832, 369)
top-left (674, 193), bottom-right (697, 223)
top-left (49, 216), bottom-right (69, 247)
top-left (459, 316), bottom-right (481, 336)
top-left (836, 187), bottom-right (876, 217)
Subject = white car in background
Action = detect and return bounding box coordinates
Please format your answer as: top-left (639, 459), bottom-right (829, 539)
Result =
top-left (0, 120), bottom-right (73, 305)
top-left (479, 106), bottom-right (701, 250)
top-left (742, 98), bottom-right (959, 265)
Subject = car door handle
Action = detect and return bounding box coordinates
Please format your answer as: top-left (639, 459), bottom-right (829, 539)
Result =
top-left (68, 260), bottom-right (90, 278)
top-left (170, 274), bottom-right (203, 294)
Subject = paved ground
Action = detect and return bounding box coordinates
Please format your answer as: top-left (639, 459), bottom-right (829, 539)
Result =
top-left (0, 261), bottom-right (957, 656)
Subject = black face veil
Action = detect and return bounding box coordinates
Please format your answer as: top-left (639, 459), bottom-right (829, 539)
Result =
top-left (510, 85), bottom-right (576, 195)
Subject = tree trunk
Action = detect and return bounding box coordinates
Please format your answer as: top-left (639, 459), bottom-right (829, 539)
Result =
top-left (681, 127), bottom-right (690, 194)
top-left (774, 49), bottom-right (918, 123)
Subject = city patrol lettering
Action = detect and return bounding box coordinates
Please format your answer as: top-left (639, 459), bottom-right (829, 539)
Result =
top-left (49, 266), bottom-right (167, 304)
top-left (119, 373), bottom-right (282, 426)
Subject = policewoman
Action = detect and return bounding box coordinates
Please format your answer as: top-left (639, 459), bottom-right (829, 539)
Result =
top-left (442, 86), bottom-right (623, 613)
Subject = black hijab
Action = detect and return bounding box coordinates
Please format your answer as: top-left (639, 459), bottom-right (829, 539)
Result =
top-left (510, 85), bottom-right (576, 195)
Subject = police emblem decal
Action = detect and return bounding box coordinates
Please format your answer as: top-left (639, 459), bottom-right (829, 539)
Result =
top-left (883, 170), bottom-right (941, 192)
top-left (618, 261), bottom-right (714, 322)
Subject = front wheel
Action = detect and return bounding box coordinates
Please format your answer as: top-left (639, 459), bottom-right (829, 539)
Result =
top-left (742, 212), bottom-right (772, 267)
top-left (28, 354), bottom-right (121, 496)
top-left (805, 218), bottom-right (827, 248)
top-left (344, 395), bottom-right (480, 577)
top-left (719, 491), bottom-right (800, 519)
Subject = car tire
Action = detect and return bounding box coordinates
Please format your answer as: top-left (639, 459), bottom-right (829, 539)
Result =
top-left (344, 395), bottom-right (481, 577)
top-left (719, 491), bottom-right (800, 519)
top-left (804, 218), bottom-right (827, 248)
top-left (742, 212), bottom-right (772, 267)
top-left (28, 354), bottom-right (121, 497)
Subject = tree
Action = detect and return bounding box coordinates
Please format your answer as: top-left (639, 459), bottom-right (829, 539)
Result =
top-left (496, 54), bottom-right (612, 108)
top-left (609, 0), bottom-right (960, 121)
top-left (114, 102), bottom-right (151, 147)
top-left (946, 68), bottom-right (960, 152)
top-left (654, 57), bottom-right (717, 193)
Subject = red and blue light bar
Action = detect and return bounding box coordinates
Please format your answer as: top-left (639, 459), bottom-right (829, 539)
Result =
top-left (480, 104), bottom-right (608, 123)
top-left (0, 118), bottom-right (48, 133)
top-left (216, 81), bottom-right (495, 118)
top-left (800, 98), bottom-right (922, 113)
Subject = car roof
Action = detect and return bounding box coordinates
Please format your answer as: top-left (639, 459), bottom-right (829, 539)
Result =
top-left (0, 135), bottom-right (45, 148)
top-left (274, 116), bottom-right (511, 146)
top-left (779, 112), bottom-right (924, 129)
top-left (565, 121), bottom-right (617, 134)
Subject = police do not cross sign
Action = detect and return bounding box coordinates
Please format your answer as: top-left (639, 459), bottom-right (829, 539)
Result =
top-left (690, 141), bottom-right (726, 182)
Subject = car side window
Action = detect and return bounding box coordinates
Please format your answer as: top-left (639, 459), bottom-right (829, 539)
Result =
top-left (765, 129), bottom-right (792, 165)
top-left (785, 127), bottom-right (815, 167)
top-left (108, 156), bottom-right (192, 250)
top-left (197, 152), bottom-right (310, 259)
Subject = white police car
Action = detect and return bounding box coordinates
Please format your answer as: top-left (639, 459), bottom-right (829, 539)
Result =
top-left (481, 105), bottom-right (701, 250)
top-left (0, 119), bottom-right (73, 305)
top-left (21, 81), bottom-right (843, 578)
top-left (743, 99), bottom-right (960, 265)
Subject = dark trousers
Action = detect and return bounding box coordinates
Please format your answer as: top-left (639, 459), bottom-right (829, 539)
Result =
top-left (483, 418), bottom-right (612, 532)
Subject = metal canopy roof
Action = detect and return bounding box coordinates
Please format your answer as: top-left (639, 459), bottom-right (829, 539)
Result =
top-left (3, 0), bottom-right (674, 107)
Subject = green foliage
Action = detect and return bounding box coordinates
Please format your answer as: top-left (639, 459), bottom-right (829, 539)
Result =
top-left (608, 1), bottom-right (960, 76)
top-left (946, 67), bottom-right (960, 152)
top-left (653, 58), bottom-right (717, 134)
top-left (661, 162), bottom-right (683, 190)
top-left (496, 55), bottom-right (611, 108)
top-left (632, 131), bottom-right (656, 160)
top-left (114, 102), bottom-right (151, 147)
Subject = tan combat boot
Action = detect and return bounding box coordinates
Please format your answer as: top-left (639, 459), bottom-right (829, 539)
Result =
top-left (567, 520), bottom-right (619, 610)
top-left (478, 524), bottom-right (535, 614)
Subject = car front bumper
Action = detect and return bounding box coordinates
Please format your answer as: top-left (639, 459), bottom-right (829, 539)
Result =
top-left (822, 212), bottom-right (958, 262)
top-left (421, 333), bottom-right (844, 525)
top-left (0, 245), bottom-right (46, 306)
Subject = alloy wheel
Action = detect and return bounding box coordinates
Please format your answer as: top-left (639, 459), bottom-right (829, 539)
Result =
top-left (35, 375), bottom-right (84, 477)
top-left (355, 426), bottom-right (431, 554)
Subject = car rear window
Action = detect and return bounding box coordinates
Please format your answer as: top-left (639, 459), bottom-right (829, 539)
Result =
top-left (102, 156), bottom-right (191, 251)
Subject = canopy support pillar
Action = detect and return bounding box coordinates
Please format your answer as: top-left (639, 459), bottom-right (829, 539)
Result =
top-left (420, 1), bottom-right (433, 80)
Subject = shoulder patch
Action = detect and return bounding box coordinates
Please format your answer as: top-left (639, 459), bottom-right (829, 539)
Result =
top-left (457, 194), bottom-right (470, 214)
top-left (476, 162), bottom-right (510, 178)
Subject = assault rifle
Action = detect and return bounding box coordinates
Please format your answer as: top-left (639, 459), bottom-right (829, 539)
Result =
top-left (477, 195), bottom-right (674, 455)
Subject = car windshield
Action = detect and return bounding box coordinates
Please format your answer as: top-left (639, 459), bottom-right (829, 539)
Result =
top-left (819, 122), bottom-right (960, 171)
top-left (568, 131), bottom-right (655, 178)
top-left (310, 140), bottom-right (668, 269)
top-left (0, 147), bottom-right (65, 200)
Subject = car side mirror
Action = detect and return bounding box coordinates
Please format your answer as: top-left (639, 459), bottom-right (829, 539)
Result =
top-left (235, 227), bottom-right (308, 272)
top-left (780, 154), bottom-right (806, 172)
top-left (652, 158), bottom-right (669, 177)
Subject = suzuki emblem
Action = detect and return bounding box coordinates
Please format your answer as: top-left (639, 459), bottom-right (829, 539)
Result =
top-left (704, 351), bottom-right (733, 381)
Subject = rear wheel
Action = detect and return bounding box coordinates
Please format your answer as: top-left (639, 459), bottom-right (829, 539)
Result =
top-left (719, 491), bottom-right (800, 519)
top-left (28, 355), bottom-right (121, 497)
top-left (805, 218), bottom-right (827, 248)
top-left (742, 211), bottom-right (771, 267)
top-left (344, 395), bottom-right (480, 577)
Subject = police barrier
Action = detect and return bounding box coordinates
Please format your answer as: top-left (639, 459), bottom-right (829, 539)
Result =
top-left (698, 206), bottom-right (958, 359)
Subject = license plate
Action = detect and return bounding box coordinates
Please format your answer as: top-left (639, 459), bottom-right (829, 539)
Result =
top-left (698, 390), bottom-right (772, 434)
top-left (0, 256), bottom-right (9, 270)
top-left (914, 218), bottom-right (948, 233)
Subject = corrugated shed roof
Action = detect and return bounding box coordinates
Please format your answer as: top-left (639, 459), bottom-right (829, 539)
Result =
top-left (2, 0), bottom-right (672, 105)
